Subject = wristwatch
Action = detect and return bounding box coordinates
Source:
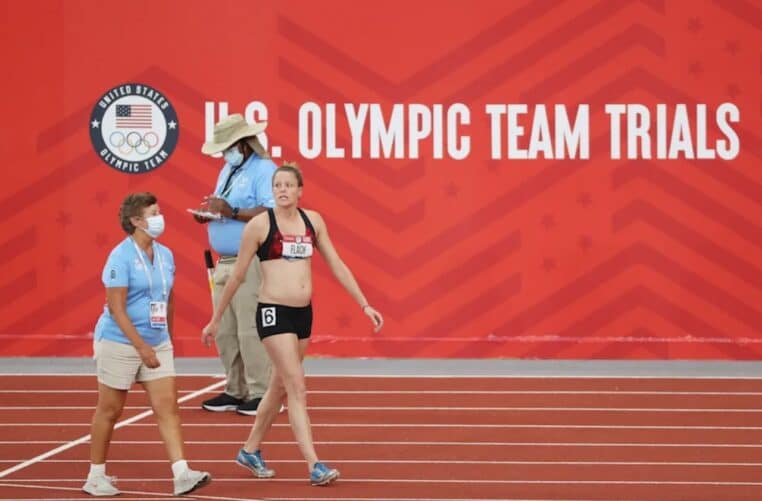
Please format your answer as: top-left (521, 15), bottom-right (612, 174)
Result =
top-left (231, 207), bottom-right (240, 220)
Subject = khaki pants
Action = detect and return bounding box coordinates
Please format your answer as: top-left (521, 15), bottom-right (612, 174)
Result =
top-left (214, 256), bottom-right (271, 399)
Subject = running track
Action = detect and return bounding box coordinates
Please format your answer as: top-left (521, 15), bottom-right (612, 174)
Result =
top-left (0, 374), bottom-right (761, 500)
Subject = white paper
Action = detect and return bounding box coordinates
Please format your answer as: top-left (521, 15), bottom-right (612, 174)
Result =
top-left (186, 208), bottom-right (222, 220)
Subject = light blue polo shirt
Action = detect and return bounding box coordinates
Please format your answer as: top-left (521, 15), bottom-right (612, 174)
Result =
top-left (93, 237), bottom-right (175, 346)
top-left (208, 153), bottom-right (276, 256)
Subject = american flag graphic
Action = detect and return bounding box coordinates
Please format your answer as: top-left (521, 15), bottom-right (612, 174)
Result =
top-left (115, 104), bottom-right (152, 129)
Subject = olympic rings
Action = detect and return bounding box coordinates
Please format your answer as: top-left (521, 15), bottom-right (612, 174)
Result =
top-left (109, 131), bottom-right (125, 147)
top-left (126, 132), bottom-right (142, 147)
top-left (143, 132), bottom-right (159, 147)
top-left (108, 130), bottom-right (162, 155)
top-left (135, 141), bottom-right (150, 155)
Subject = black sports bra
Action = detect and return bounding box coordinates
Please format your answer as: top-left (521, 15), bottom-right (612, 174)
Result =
top-left (257, 208), bottom-right (317, 262)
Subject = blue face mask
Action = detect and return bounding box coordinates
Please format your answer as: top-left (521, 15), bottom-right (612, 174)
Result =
top-left (140, 214), bottom-right (165, 239)
top-left (223, 147), bottom-right (244, 167)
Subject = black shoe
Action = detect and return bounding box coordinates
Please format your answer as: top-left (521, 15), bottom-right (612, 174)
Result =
top-left (236, 398), bottom-right (286, 416)
top-left (236, 397), bottom-right (262, 416)
top-left (202, 393), bottom-right (243, 412)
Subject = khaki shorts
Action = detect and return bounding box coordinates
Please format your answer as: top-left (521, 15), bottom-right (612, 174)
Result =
top-left (95, 339), bottom-right (175, 390)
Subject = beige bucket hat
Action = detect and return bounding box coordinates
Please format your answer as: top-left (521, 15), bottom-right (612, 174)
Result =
top-left (201, 114), bottom-right (268, 155)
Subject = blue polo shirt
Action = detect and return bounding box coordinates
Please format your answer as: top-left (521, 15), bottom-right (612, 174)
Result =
top-left (208, 153), bottom-right (276, 256)
top-left (94, 237), bottom-right (175, 346)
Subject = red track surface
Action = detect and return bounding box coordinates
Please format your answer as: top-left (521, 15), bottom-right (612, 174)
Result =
top-left (1, 375), bottom-right (761, 500)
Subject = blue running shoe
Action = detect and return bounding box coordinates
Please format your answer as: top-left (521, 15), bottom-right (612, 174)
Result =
top-left (236, 448), bottom-right (275, 478)
top-left (310, 462), bottom-right (339, 486)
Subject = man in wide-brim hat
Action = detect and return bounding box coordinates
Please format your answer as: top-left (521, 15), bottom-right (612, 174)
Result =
top-left (201, 114), bottom-right (268, 157)
top-left (194, 113), bottom-right (276, 417)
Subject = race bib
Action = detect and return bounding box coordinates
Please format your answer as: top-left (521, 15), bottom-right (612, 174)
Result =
top-left (149, 301), bottom-right (168, 328)
top-left (282, 235), bottom-right (313, 259)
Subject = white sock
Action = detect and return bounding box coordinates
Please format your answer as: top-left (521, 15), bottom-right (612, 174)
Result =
top-left (171, 460), bottom-right (189, 478)
top-left (89, 464), bottom-right (106, 477)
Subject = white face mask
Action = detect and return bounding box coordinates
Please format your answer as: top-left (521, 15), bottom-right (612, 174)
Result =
top-left (140, 214), bottom-right (165, 239)
top-left (223, 146), bottom-right (244, 167)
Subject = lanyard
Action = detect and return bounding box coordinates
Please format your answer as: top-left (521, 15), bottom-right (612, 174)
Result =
top-left (217, 165), bottom-right (242, 198)
top-left (131, 238), bottom-right (168, 299)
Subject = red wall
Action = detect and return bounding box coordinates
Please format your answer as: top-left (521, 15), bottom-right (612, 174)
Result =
top-left (0, 0), bottom-right (759, 358)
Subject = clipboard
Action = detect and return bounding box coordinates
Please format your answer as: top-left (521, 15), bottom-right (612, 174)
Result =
top-left (186, 208), bottom-right (222, 220)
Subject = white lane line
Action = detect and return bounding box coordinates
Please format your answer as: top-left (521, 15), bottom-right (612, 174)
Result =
top-left (0, 486), bottom-right (640, 501)
top-left (1, 405), bottom-right (761, 412)
top-left (3, 389), bottom-right (762, 395)
top-left (300, 390), bottom-right (762, 395)
top-left (0, 481), bottom-right (263, 501)
top-left (0, 493), bottom-right (170, 500)
top-left (219, 406), bottom-right (762, 412)
top-left (3, 423), bottom-right (762, 430)
top-left (0, 390), bottom-right (207, 394)
top-left (3, 440), bottom-right (761, 447)
top-left (0, 496), bottom-right (170, 501)
top-left (0, 379), bottom-right (225, 479)
top-left (3, 478), bottom-right (762, 486)
top-left (232, 499), bottom-right (605, 501)
top-left (3, 372), bottom-right (762, 380)
top-left (0, 373), bottom-right (226, 377)
top-left (2, 459), bottom-right (761, 466)
top-left (0, 482), bottom-right (564, 501)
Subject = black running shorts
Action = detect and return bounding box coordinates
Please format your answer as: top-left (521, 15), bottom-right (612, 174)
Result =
top-left (256, 302), bottom-right (313, 340)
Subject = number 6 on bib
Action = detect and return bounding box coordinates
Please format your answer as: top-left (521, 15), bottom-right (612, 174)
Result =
top-left (261, 307), bottom-right (276, 327)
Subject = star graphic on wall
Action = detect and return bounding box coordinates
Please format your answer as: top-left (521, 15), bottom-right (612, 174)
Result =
top-left (57, 254), bottom-right (72, 271)
top-left (91, 119), bottom-right (100, 128)
top-left (688, 62), bottom-right (703, 77)
top-left (577, 192), bottom-right (592, 207)
top-left (94, 190), bottom-right (109, 207)
top-left (444, 182), bottom-right (459, 197)
top-left (540, 214), bottom-right (556, 230)
top-left (168, 120), bottom-right (177, 130)
top-left (336, 313), bottom-right (351, 328)
top-left (56, 211), bottom-right (71, 227)
top-left (485, 160), bottom-right (501, 172)
top-left (578, 235), bottom-right (593, 251)
top-left (95, 233), bottom-right (108, 247)
top-left (542, 258), bottom-right (556, 271)
top-left (687, 17), bottom-right (702, 33)
top-left (724, 40), bottom-right (740, 55)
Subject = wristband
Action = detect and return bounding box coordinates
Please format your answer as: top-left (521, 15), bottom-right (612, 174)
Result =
top-left (231, 207), bottom-right (240, 220)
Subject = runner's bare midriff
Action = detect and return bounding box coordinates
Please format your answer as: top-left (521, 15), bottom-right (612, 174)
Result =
top-left (259, 258), bottom-right (312, 306)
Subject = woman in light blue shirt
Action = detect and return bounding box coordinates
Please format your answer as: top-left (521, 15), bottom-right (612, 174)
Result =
top-left (84, 192), bottom-right (210, 497)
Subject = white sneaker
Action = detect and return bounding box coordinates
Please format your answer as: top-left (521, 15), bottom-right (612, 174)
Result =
top-left (82, 474), bottom-right (120, 496)
top-left (173, 468), bottom-right (211, 496)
